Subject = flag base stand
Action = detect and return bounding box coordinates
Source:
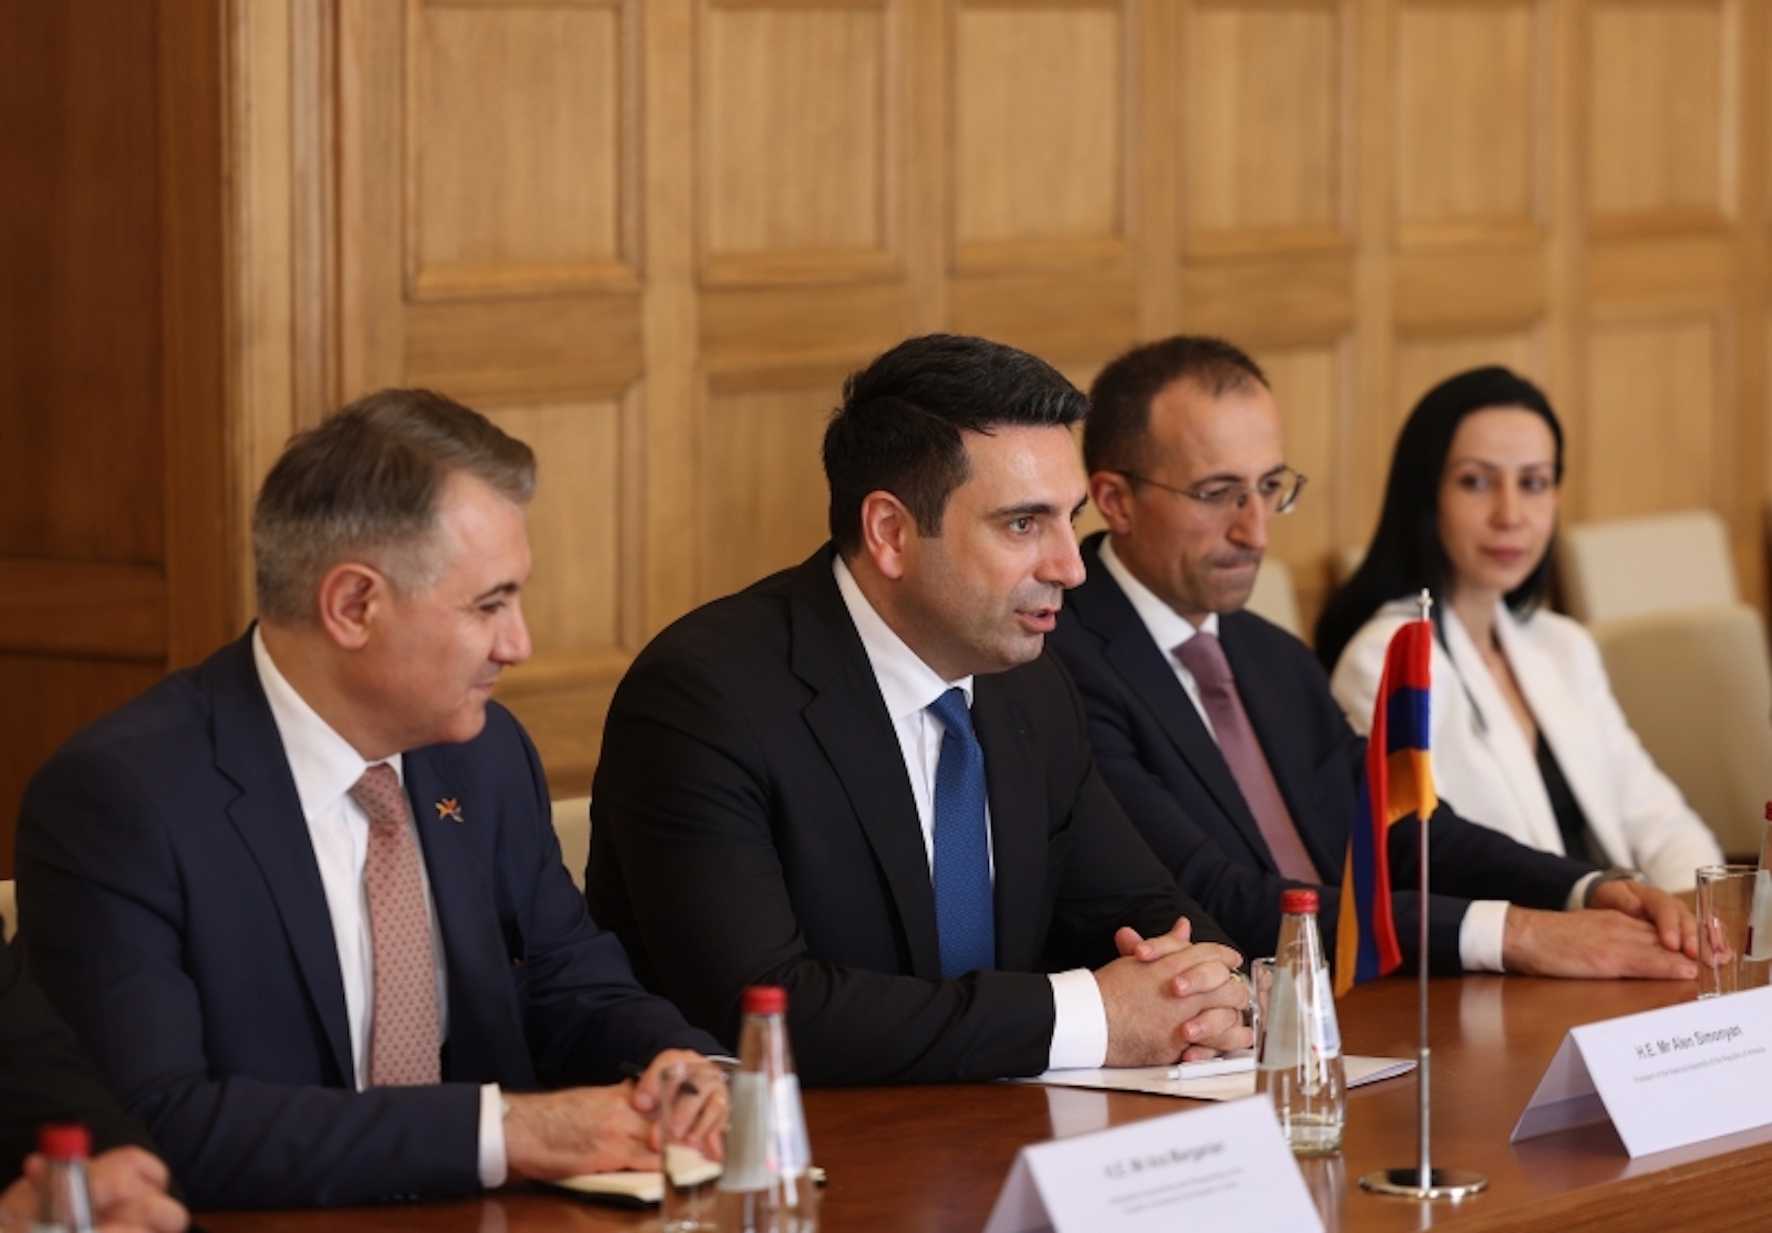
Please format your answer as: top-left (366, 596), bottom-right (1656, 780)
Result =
top-left (1358, 1167), bottom-right (1487, 1200)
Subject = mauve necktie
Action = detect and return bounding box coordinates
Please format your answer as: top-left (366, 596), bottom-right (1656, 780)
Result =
top-left (349, 763), bottom-right (442, 1086)
top-left (929, 687), bottom-right (995, 978)
top-left (1175, 632), bottom-right (1322, 883)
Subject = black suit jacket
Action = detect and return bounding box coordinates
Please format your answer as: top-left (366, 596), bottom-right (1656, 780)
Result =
top-left (588, 546), bottom-right (1229, 1085)
top-left (16, 632), bottom-right (719, 1209)
top-left (1048, 534), bottom-right (1594, 970)
top-left (1, 927), bottom-right (155, 1180)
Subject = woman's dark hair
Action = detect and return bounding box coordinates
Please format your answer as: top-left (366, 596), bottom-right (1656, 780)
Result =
top-left (1313, 365), bottom-right (1564, 670)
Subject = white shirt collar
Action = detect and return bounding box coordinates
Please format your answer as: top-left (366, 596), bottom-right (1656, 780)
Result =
top-left (251, 625), bottom-right (404, 818)
top-left (1097, 536), bottom-right (1219, 652)
top-left (832, 555), bottom-right (974, 721)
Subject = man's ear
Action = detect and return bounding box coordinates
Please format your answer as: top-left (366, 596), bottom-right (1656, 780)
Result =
top-left (858, 490), bottom-right (918, 581)
top-left (1090, 470), bottom-right (1137, 536)
top-left (315, 562), bottom-right (386, 650)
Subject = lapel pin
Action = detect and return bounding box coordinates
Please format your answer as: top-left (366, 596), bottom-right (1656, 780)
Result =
top-left (434, 797), bottom-right (464, 824)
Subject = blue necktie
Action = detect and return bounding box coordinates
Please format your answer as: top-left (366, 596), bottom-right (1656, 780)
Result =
top-left (929, 687), bottom-right (995, 978)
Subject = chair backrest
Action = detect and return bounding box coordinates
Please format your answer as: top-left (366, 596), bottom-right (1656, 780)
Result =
top-left (0, 879), bottom-right (15, 943)
top-left (551, 796), bottom-right (592, 891)
top-left (1558, 509), bottom-right (1736, 623)
top-left (1589, 602), bottom-right (1772, 858)
top-left (1245, 558), bottom-right (1303, 640)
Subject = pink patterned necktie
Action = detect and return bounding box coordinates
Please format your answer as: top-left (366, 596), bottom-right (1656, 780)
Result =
top-left (1175, 633), bottom-right (1323, 884)
top-left (349, 763), bottom-right (441, 1086)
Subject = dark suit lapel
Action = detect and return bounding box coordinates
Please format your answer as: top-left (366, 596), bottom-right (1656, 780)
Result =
top-left (1072, 543), bottom-right (1277, 872)
top-left (1219, 616), bottom-right (1339, 876)
top-left (972, 678), bottom-right (1044, 971)
top-left (404, 747), bottom-right (533, 1085)
top-left (789, 550), bottom-right (944, 979)
top-left (208, 634), bottom-right (354, 1083)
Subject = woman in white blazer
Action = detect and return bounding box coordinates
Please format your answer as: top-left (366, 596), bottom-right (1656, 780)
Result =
top-left (1315, 366), bottom-right (1721, 890)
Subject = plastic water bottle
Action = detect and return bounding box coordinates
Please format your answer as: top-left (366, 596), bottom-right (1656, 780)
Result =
top-left (30, 1125), bottom-right (94, 1233)
top-left (717, 986), bottom-right (817, 1232)
top-left (1255, 889), bottom-right (1346, 1154)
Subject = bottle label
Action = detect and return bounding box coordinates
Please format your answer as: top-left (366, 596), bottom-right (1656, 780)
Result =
top-left (719, 1072), bottom-right (812, 1193)
top-left (1256, 966), bottom-right (1341, 1069)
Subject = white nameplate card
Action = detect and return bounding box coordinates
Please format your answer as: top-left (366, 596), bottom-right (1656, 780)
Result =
top-left (982, 1096), bottom-right (1321, 1233)
top-left (1511, 984), bottom-right (1772, 1157)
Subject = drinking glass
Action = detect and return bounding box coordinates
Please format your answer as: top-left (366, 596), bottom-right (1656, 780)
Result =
top-left (1695, 864), bottom-right (1771, 998)
top-left (657, 1063), bottom-right (723, 1232)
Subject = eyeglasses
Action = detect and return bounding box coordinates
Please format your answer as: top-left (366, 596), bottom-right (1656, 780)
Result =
top-left (1117, 466), bottom-right (1308, 516)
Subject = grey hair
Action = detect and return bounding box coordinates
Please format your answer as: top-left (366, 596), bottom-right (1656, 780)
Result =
top-left (252, 388), bottom-right (536, 622)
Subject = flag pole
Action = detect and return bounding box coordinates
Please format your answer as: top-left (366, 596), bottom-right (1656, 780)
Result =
top-left (1360, 589), bottom-right (1486, 1202)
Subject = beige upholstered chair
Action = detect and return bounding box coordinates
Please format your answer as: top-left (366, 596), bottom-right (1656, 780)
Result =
top-left (1558, 510), bottom-right (1736, 623)
top-left (1589, 602), bottom-right (1772, 859)
top-left (551, 796), bottom-right (592, 891)
top-left (1, 879), bottom-right (16, 942)
top-left (1246, 558), bottom-right (1303, 640)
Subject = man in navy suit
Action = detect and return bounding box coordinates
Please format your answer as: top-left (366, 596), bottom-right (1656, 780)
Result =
top-left (17, 391), bottom-right (725, 1209)
top-left (1048, 335), bottom-right (1698, 978)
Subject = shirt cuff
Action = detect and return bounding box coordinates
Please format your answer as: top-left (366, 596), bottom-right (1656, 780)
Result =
top-left (478, 1083), bottom-right (508, 1188)
top-left (1457, 900), bottom-right (1510, 973)
top-left (1568, 871), bottom-right (1602, 911)
top-left (1047, 969), bottom-right (1109, 1070)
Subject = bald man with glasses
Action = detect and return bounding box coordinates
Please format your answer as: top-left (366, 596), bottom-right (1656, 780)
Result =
top-left (1050, 335), bottom-right (1697, 981)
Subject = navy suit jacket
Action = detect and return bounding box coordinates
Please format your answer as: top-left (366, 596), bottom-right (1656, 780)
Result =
top-left (1, 924), bottom-right (155, 1180)
top-left (588, 546), bottom-right (1230, 1085)
top-left (1048, 535), bottom-right (1594, 970)
top-left (16, 632), bottom-right (719, 1209)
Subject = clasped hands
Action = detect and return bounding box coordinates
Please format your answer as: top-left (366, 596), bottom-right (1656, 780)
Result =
top-left (502, 1049), bottom-right (728, 1182)
top-left (1095, 916), bottom-right (1251, 1066)
top-left (0, 1147), bottom-right (187, 1233)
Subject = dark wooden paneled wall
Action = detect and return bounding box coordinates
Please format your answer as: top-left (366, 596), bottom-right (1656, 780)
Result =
top-left (0, 0), bottom-right (235, 875)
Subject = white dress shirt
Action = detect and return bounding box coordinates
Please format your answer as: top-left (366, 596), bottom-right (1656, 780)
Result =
top-left (1097, 540), bottom-right (1513, 972)
top-left (252, 628), bottom-right (509, 1186)
top-left (832, 558), bottom-right (1109, 1070)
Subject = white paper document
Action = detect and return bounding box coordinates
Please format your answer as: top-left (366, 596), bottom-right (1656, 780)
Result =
top-left (1019, 1054), bottom-right (1414, 1102)
top-left (1511, 984), bottom-right (1772, 1157)
top-left (982, 1096), bottom-right (1322, 1233)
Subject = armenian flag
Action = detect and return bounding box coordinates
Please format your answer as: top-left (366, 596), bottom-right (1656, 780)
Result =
top-left (1333, 615), bottom-right (1436, 996)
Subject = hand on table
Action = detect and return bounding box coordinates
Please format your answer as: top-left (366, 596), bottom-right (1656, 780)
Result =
top-left (0, 1146), bottom-right (188, 1233)
top-left (1502, 905), bottom-right (1699, 980)
top-left (503, 1051), bottom-right (728, 1182)
top-left (1587, 880), bottom-right (1698, 959)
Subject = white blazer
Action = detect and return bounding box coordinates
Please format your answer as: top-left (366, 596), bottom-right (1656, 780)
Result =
top-left (1330, 598), bottom-right (1722, 890)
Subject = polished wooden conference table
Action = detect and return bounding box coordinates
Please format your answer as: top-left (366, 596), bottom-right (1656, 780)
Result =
top-left (202, 976), bottom-right (1770, 1232)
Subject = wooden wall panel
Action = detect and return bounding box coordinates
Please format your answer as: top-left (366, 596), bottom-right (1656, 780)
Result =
top-left (410, 0), bottom-right (633, 297)
top-left (952, 2), bottom-right (1124, 268)
top-left (1587, 0), bottom-right (1734, 229)
top-left (2, 0), bottom-right (233, 873)
top-left (1396, 0), bottom-right (1540, 246)
top-left (1181, 0), bottom-right (1347, 253)
top-left (19, 0), bottom-right (1762, 821)
top-left (699, 0), bottom-right (893, 283)
top-left (486, 399), bottom-right (627, 652)
top-left (1255, 341), bottom-right (1345, 622)
top-left (698, 377), bottom-right (838, 601)
top-left (1584, 316), bottom-right (1723, 518)
top-left (0, 0), bottom-right (164, 565)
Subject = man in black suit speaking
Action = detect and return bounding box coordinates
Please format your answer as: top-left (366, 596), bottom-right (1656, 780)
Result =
top-left (590, 334), bottom-right (1248, 1085)
top-left (17, 391), bottom-right (724, 1209)
top-left (1048, 335), bottom-right (1697, 978)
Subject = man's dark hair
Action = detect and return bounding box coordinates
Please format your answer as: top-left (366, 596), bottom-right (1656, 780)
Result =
top-left (253, 388), bottom-right (535, 621)
top-left (822, 334), bottom-right (1085, 554)
top-left (1083, 336), bottom-right (1268, 475)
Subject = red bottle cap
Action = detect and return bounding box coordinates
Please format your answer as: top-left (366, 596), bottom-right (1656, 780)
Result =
top-left (743, 985), bottom-right (787, 1015)
top-left (1280, 889), bottom-right (1319, 915)
top-left (37, 1124), bottom-right (91, 1161)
